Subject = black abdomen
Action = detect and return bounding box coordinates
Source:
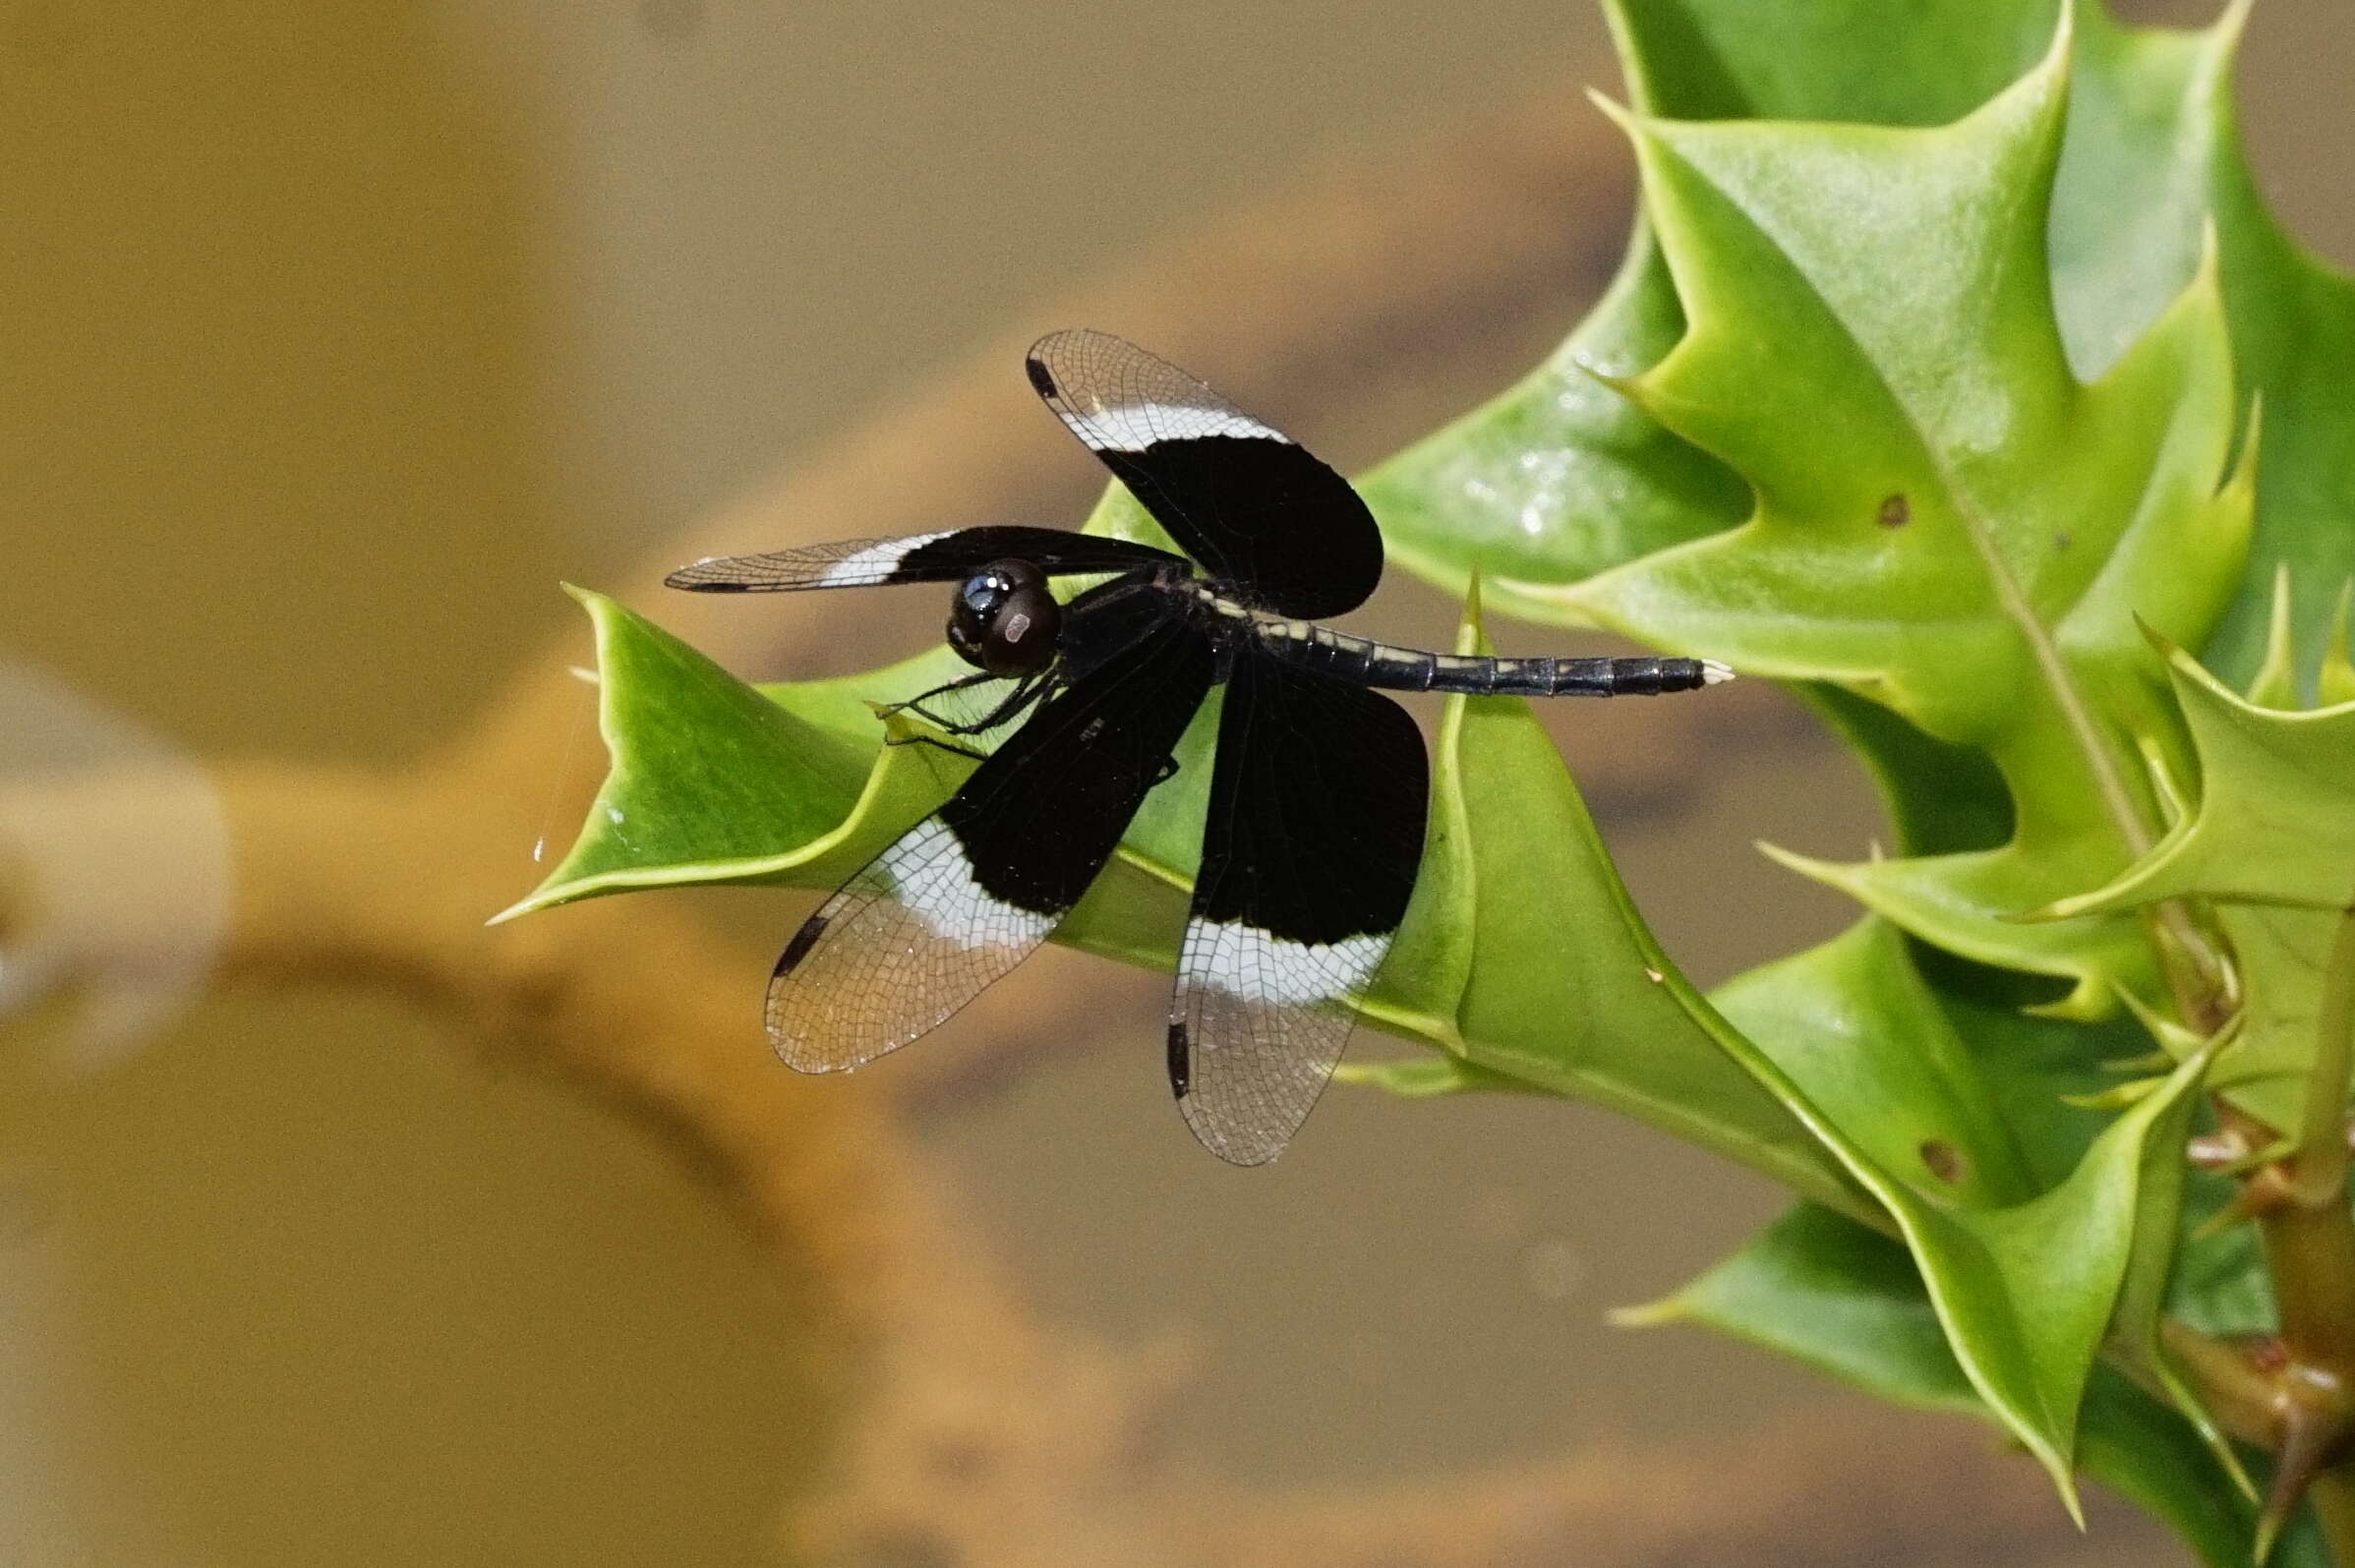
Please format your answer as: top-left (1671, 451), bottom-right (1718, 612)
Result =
top-left (1251, 619), bottom-right (1713, 697)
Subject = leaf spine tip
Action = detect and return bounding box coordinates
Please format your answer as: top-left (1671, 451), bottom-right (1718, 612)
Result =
top-left (1583, 87), bottom-right (1637, 134)
top-left (2211, 0), bottom-right (2256, 58)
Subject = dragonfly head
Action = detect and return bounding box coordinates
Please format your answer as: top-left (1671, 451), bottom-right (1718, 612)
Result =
top-left (947, 558), bottom-right (1061, 676)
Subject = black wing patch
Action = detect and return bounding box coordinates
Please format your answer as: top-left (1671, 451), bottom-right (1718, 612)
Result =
top-left (666, 525), bottom-right (1184, 593)
top-left (1026, 329), bottom-right (1384, 620)
top-left (1169, 648), bottom-right (1430, 1165)
top-left (765, 595), bottom-right (1214, 1071)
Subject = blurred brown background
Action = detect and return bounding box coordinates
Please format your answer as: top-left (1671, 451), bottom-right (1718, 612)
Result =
top-left (0, 1), bottom-right (2346, 1564)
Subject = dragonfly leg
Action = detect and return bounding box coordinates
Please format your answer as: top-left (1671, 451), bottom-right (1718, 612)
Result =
top-left (877, 669), bottom-right (1003, 727)
top-left (882, 731), bottom-right (988, 764)
top-left (930, 668), bottom-right (1056, 735)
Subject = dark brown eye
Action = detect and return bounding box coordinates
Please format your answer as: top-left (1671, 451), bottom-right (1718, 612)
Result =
top-left (947, 559), bottom-right (1060, 675)
top-left (987, 581), bottom-right (1060, 672)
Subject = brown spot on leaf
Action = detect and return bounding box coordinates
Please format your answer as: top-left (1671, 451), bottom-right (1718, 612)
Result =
top-left (1877, 494), bottom-right (1910, 529)
top-left (1919, 1139), bottom-right (1965, 1185)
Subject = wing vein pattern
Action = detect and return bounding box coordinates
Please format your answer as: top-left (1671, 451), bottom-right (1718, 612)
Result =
top-left (1171, 648), bottom-right (1429, 1164)
top-left (767, 591), bottom-right (1213, 1071)
top-left (1026, 329), bottom-right (1382, 619)
top-left (667, 525), bottom-right (1182, 592)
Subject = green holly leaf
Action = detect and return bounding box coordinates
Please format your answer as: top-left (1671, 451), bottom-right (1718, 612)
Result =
top-left (2050, 642), bottom-right (2355, 915)
top-left (2170, 1170), bottom-right (2277, 1340)
top-left (492, 588), bottom-right (1195, 965)
top-left (502, 574), bottom-right (1893, 1219)
top-left (1374, 0), bottom-right (2355, 699)
top-left (1619, 1204), bottom-right (1977, 1414)
top-left (1329, 1053), bottom-right (1531, 1099)
top-left (1403, 614), bottom-right (2228, 1503)
top-left (1796, 682), bottom-right (2013, 860)
top-left (2208, 904), bottom-right (2346, 1138)
top-left (1365, 222), bottom-right (1746, 621)
top-left (493, 587), bottom-right (920, 919)
top-left (2192, 69), bottom-right (2355, 692)
top-left (1379, 607), bottom-right (2233, 1504)
top-left (2037, 637), bottom-right (2355, 1142)
top-left (1708, 921), bottom-right (2035, 1209)
top-left (2099, 1029), bottom-right (2258, 1502)
top-left (1630, 1203), bottom-right (2316, 1568)
top-left (1524, 32), bottom-right (2250, 1017)
top-left (1700, 913), bottom-right (2224, 1508)
top-left (1360, 0), bottom-right (2063, 616)
top-left (2321, 586), bottom-right (2355, 707)
top-left (1389, 600), bottom-right (1866, 1216)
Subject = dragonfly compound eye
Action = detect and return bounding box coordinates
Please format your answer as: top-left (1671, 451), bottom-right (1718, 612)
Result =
top-left (948, 559), bottom-right (1058, 675)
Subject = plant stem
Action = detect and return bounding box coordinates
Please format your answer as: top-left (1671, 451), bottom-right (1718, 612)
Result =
top-left (2190, 906), bottom-right (2355, 1562)
top-left (2263, 1191), bottom-right (2355, 1394)
top-left (2249, 1158), bottom-right (2355, 1557)
top-left (2265, 905), bottom-right (2355, 1539)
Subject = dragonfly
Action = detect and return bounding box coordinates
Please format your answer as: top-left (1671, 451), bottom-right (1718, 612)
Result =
top-left (669, 329), bottom-right (1730, 1164)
